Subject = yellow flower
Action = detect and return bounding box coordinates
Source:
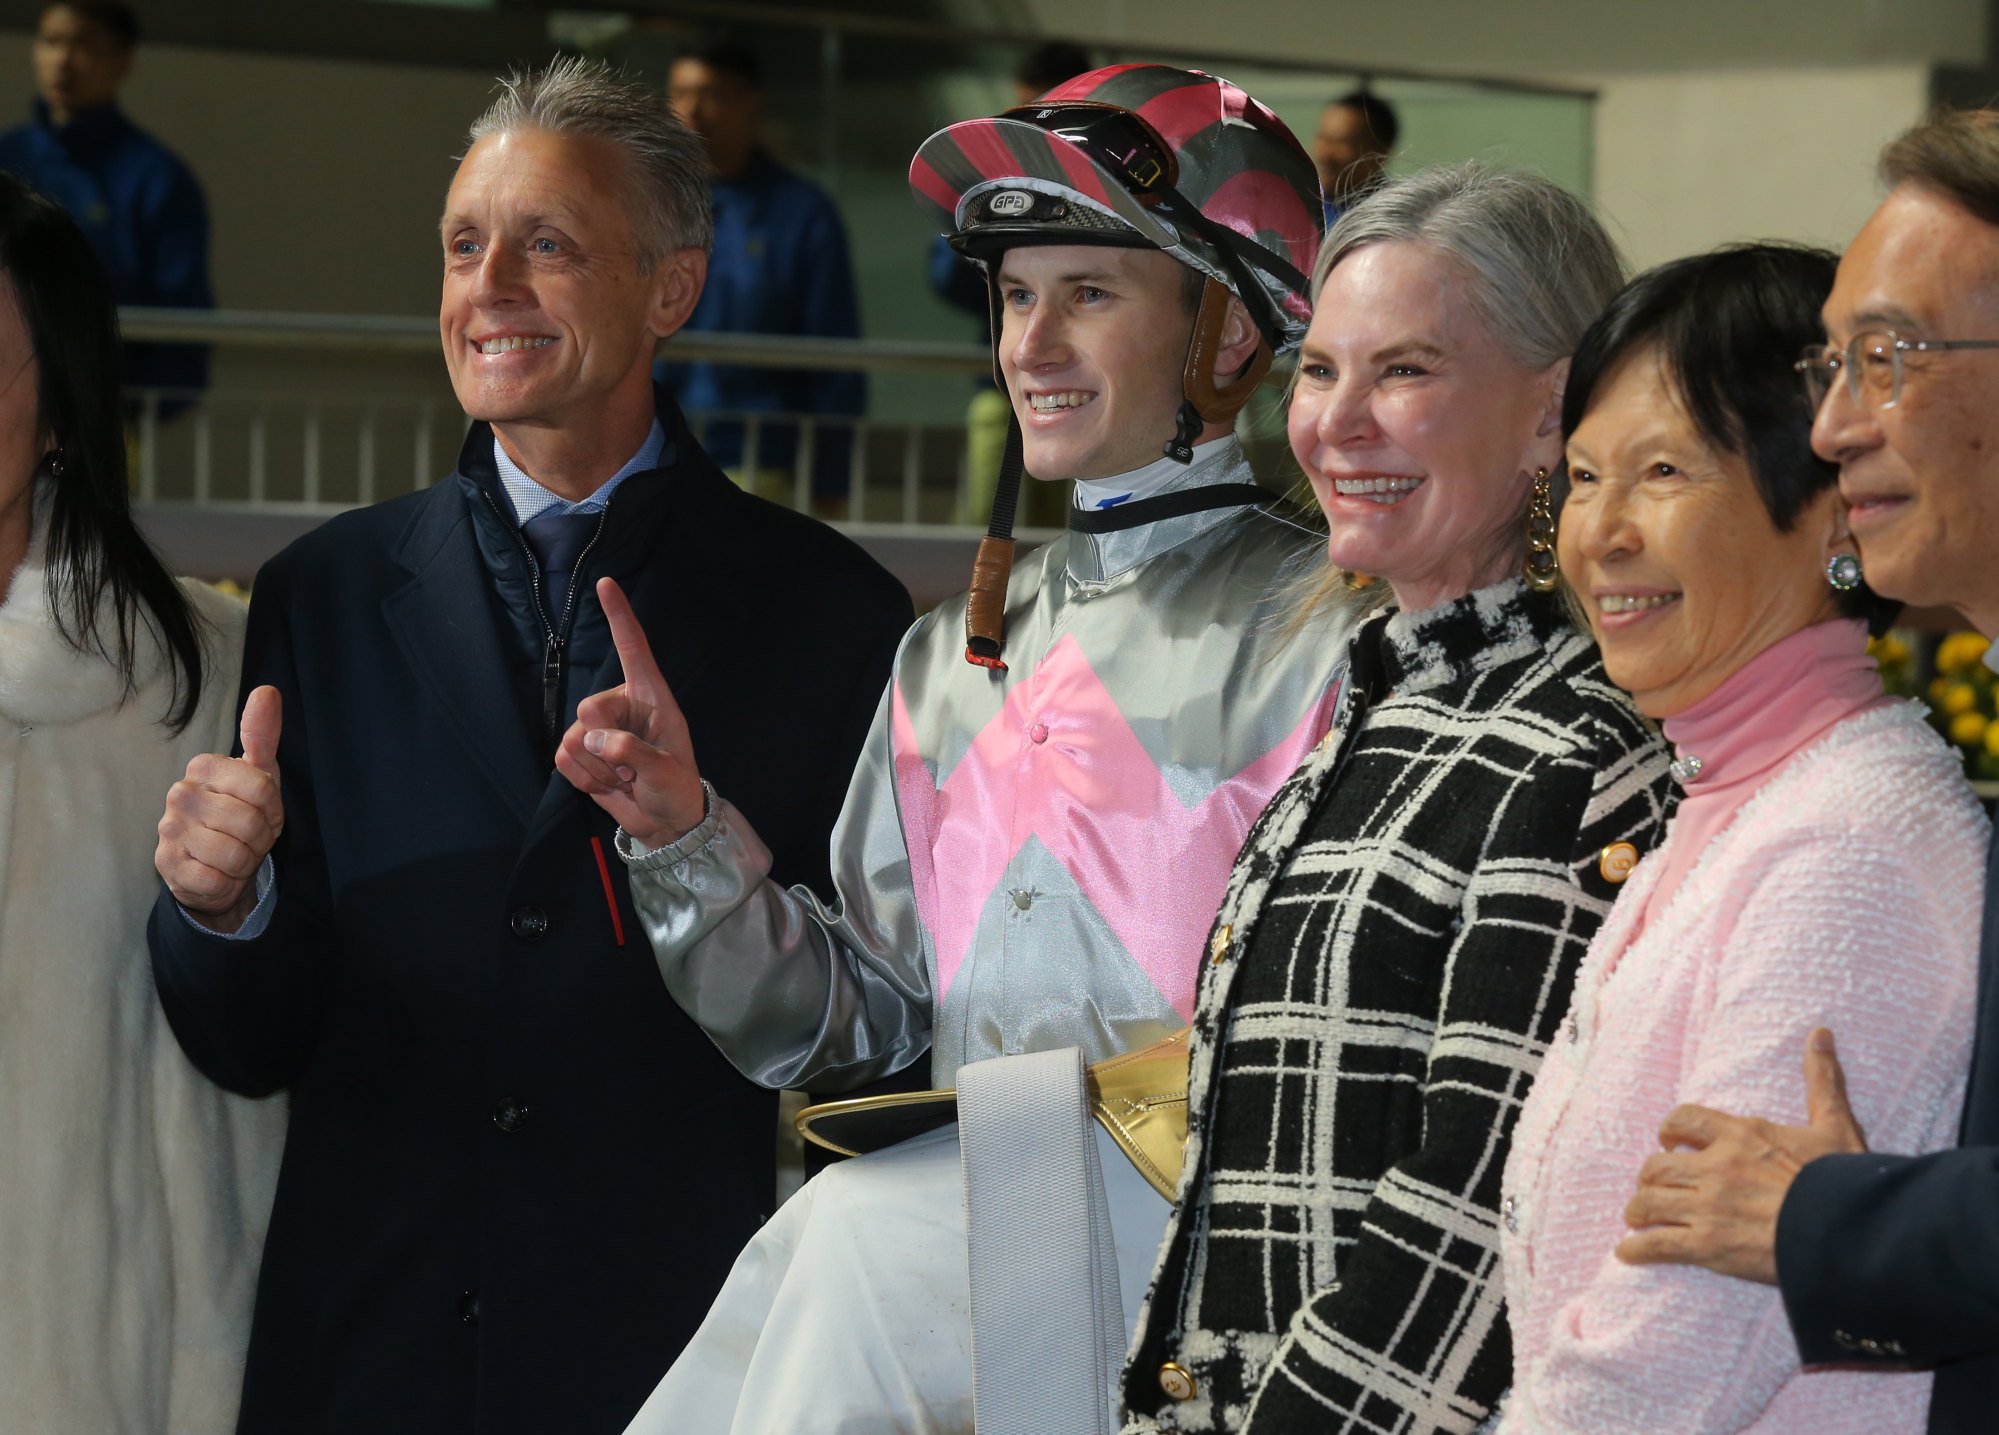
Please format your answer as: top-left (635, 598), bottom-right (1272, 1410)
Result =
top-left (1870, 634), bottom-right (1910, 667)
top-left (1986, 721), bottom-right (1999, 760)
top-left (1942, 682), bottom-right (1980, 717)
top-left (1951, 710), bottom-right (1989, 748)
top-left (1931, 676), bottom-right (1954, 704)
top-left (1939, 632), bottom-right (1993, 676)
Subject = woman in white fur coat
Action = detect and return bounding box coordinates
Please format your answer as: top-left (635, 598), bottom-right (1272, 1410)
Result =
top-left (0, 173), bottom-right (282, 1432)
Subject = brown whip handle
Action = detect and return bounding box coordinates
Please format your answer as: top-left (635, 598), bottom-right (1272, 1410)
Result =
top-left (964, 535), bottom-right (1015, 670)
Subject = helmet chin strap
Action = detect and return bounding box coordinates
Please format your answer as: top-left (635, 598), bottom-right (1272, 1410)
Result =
top-left (1165, 276), bottom-right (1273, 464)
top-left (965, 276), bottom-right (1022, 670)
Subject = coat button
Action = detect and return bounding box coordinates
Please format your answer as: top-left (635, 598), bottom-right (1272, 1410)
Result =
top-left (510, 905), bottom-right (550, 940)
top-left (1028, 721), bottom-right (1050, 744)
top-left (1502, 1195), bottom-right (1519, 1234)
top-left (459, 1290), bottom-right (480, 1324)
top-left (492, 1096), bottom-right (529, 1133)
top-left (1598, 842), bottom-right (1639, 884)
top-left (1013, 890), bottom-right (1033, 911)
top-left (1158, 1361), bottom-right (1197, 1401)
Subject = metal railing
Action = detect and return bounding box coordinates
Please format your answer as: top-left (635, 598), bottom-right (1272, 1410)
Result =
top-left (121, 307), bottom-right (995, 525)
top-left (120, 307), bottom-right (1049, 603)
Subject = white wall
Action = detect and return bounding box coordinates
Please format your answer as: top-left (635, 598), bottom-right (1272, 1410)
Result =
top-left (967, 0), bottom-right (1986, 76)
top-left (0, 18), bottom-right (1953, 424)
top-left (1584, 64), bottom-right (1934, 270)
top-left (949, 2), bottom-right (1955, 279)
top-left (0, 21), bottom-right (1952, 318)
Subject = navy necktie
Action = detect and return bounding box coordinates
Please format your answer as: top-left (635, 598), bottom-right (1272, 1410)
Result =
top-left (520, 508), bottom-right (599, 628)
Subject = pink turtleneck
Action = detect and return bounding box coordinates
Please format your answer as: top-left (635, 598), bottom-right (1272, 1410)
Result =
top-left (1638, 617), bottom-right (1891, 926)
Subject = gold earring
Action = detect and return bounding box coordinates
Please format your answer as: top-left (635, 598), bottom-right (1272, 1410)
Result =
top-left (1523, 466), bottom-right (1559, 593)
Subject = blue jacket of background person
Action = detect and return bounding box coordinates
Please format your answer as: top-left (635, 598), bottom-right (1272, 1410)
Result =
top-left (655, 148), bottom-right (865, 498)
top-left (0, 100), bottom-right (212, 400)
top-left (148, 386), bottom-right (912, 1435)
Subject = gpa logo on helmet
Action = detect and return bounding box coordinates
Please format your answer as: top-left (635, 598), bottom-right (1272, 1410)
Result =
top-left (986, 189), bottom-right (1036, 218)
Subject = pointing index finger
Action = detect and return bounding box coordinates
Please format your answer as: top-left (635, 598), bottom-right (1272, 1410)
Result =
top-left (597, 577), bottom-right (665, 691)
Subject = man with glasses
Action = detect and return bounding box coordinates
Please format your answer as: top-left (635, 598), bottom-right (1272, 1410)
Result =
top-left (1616, 108), bottom-right (1999, 1433)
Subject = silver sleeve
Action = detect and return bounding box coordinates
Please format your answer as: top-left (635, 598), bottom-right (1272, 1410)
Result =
top-left (618, 682), bottom-right (936, 1091)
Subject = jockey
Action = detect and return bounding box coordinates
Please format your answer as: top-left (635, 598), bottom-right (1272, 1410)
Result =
top-left (598, 64), bottom-right (1350, 1435)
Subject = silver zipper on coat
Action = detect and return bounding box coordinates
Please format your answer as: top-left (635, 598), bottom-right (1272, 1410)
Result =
top-left (482, 489), bottom-right (611, 745)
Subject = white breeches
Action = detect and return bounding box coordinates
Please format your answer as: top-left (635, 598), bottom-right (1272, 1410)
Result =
top-left (622, 1109), bottom-right (1170, 1434)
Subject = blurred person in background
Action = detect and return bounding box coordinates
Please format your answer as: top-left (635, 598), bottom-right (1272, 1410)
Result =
top-left (1493, 243), bottom-right (1981, 1434)
top-left (928, 39), bottom-right (1092, 526)
top-left (1121, 165), bottom-right (1674, 1435)
top-left (147, 58), bottom-right (908, 1434)
top-left (659, 37), bottom-right (864, 508)
top-left (0, 0), bottom-right (212, 409)
top-left (597, 63), bottom-right (1346, 1435)
top-left (1315, 89), bottom-right (1398, 225)
top-left (0, 171), bottom-right (280, 1432)
top-left (1614, 107), bottom-right (1999, 1435)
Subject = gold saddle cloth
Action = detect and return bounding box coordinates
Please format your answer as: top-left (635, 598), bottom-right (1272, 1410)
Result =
top-left (794, 1026), bottom-right (1192, 1201)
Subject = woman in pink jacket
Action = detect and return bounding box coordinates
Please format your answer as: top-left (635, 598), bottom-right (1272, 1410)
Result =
top-left (1491, 244), bottom-right (1988, 1433)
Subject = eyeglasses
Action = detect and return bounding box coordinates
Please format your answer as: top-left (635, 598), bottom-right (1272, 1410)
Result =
top-left (1007, 102), bottom-right (1180, 200)
top-left (1796, 328), bottom-right (1999, 411)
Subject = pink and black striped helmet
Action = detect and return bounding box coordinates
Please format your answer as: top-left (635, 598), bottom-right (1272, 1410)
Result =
top-left (910, 63), bottom-right (1324, 353)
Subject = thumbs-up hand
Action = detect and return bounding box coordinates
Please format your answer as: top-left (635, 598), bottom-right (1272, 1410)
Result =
top-left (555, 577), bottom-right (705, 848)
top-left (155, 685), bottom-right (287, 933)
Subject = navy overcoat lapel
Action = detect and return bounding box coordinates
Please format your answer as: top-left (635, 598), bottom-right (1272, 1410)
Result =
top-left (381, 484), bottom-right (546, 826)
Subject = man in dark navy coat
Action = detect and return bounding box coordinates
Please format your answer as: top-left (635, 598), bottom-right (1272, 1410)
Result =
top-left (148, 57), bottom-right (909, 1434)
top-left (1614, 108), bottom-right (1999, 1434)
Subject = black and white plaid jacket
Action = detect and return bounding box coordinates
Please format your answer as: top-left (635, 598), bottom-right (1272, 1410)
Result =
top-left (1122, 578), bottom-right (1675, 1435)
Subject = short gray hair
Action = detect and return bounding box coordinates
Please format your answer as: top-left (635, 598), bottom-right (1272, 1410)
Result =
top-left (467, 55), bottom-right (713, 267)
top-left (1315, 162), bottom-right (1624, 370)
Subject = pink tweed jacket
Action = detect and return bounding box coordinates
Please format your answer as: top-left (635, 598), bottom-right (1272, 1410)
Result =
top-left (1495, 700), bottom-right (1988, 1434)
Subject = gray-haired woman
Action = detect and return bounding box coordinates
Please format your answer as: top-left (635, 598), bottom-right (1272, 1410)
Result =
top-left (1118, 165), bottom-right (1677, 1435)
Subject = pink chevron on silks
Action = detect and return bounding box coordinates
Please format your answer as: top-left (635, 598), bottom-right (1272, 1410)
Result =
top-left (891, 635), bottom-right (1336, 1021)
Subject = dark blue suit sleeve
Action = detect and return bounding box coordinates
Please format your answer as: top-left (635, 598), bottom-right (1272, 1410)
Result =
top-left (149, 559), bottom-right (331, 1096)
top-left (1777, 1147), bottom-right (1999, 1365)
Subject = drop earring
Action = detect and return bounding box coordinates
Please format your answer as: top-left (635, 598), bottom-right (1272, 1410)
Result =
top-left (1826, 552), bottom-right (1863, 592)
top-left (1523, 467), bottom-right (1559, 593)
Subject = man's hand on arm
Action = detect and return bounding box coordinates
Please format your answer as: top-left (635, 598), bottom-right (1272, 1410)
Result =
top-left (155, 684), bottom-right (286, 935)
top-left (1615, 1027), bottom-right (1869, 1284)
top-left (555, 577), bottom-right (706, 849)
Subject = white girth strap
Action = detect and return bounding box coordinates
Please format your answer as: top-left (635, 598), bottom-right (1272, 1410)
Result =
top-left (957, 1047), bottom-right (1124, 1435)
